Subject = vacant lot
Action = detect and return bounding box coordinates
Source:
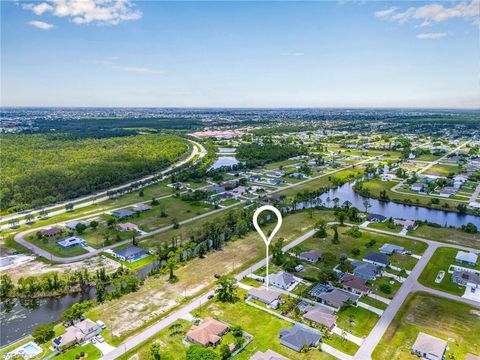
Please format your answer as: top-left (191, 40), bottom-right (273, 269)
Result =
top-left (410, 224), bottom-right (480, 249)
top-left (373, 292), bottom-right (480, 360)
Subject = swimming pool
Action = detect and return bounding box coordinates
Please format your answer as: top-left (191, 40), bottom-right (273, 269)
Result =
top-left (4, 341), bottom-right (42, 359)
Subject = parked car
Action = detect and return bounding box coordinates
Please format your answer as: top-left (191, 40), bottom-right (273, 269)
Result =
top-left (96, 335), bottom-right (104, 343)
top-left (214, 274), bottom-right (221, 279)
top-left (91, 338), bottom-right (97, 344)
top-left (96, 320), bottom-right (106, 329)
top-left (207, 294), bottom-right (214, 299)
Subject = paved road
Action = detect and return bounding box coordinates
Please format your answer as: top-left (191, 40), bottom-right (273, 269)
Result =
top-left (1, 140), bottom-right (207, 226)
top-left (470, 184), bottom-right (480, 203)
top-left (102, 229), bottom-right (318, 360)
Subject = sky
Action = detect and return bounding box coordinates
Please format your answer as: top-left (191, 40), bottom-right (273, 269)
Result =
top-left (1, 0), bottom-right (479, 108)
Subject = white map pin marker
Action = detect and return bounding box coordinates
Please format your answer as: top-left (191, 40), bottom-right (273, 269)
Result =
top-left (253, 205), bottom-right (283, 290)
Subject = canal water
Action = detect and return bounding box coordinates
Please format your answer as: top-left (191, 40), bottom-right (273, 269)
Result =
top-left (208, 156), bottom-right (240, 170)
top-left (2, 181), bottom-right (479, 347)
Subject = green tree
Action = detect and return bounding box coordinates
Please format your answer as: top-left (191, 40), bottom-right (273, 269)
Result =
top-left (32, 324), bottom-right (55, 344)
top-left (90, 220), bottom-right (98, 230)
top-left (166, 251), bottom-right (177, 282)
top-left (75, 223), bottom-right (87, 234)
top-left (219, 344), bottom-right (231, 360)
top-left (149, 343), bottom-right (162, 360)
top-left (332, 225), bottom-right (340, 244)
top-left (186, 345), bottom-right (220, 360)
top-left (215, 276), bottom-right (238, 303)
top-left (0, 274), bottom-right (14, 300)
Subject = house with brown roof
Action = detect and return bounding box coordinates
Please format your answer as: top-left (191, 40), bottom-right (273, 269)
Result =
top-left (341, 274), bottom-right (371, 295)
top-left (186, 318), bottom-right (229, 347)
top-left (41, 227), bottom-right (62, 238)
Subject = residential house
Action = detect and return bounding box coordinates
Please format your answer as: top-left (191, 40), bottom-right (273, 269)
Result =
top-left (57, 237), bottom-right (87, 248)
top-left (379, 244), bottom-right (405, 255)
top-left (134, 203), bottom-right (151, 212)
top-left (110, 209), bottom-right (136, 220)
top-left (412, 332), bottom-right (447, 360)
top-left (439, 187), bottom-right (456, 197)
top-left (455, 251), bottom-right (478, 266)
top-left (232, 186), bottom-right (248, 196)
top-left (266, 170), bottom-right (285, 178)
top-left (308, 283), bottom-right (331, 300)
top-left (248, 287), bottom-right (281, 309)
top-left (41, 227), bottom-right (62, 238)
top-left (393, 218), bottom-right (417, 231)
top-left (250, 349), bottom-right (288, 360)
top-left (65, 221), bottom-right (89, 231)
top-left (363, 252), bottom-right (389, 267)
top-left (186, 318), bottom-right (228, 347)
top-left (299, 250), bottom-right (321, 263)
top-left (366, 214), bottom-right (387, 223)
top-left (341, 274), bottom-right (370, 295)
top-left (205, 185), bottom-right (226, 193)
top-left (269, 271), bottom-right (296, 290)
top-left (317, 288), bottom-right (360, 309)
top-left (411, 183), bottom-right (425, 192)
top-left (352, 261), bottom-right (380, 280)
top-left (279, 324), bottom-right (321, 352)
top-left (452, 270), bottom-right (480, 289)
top-left (302, 305), bottom-right (336, 330)
top-left (117, 223), bottom-right (139, 232)
top-left (52, 319), bottom-right (100, 351)
top-left (111, 245), bottom-right (148, 263)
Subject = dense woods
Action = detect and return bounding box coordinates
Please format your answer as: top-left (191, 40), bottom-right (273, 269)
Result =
top-left (0, 134), bottom-right (190, 213)
top-left (236, 143), bottom-right (306, 166)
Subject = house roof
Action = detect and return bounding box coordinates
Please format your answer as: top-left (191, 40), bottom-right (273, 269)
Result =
top-left (75, 319), bottom-right (98, 334)
top-left (363, 252), bottom-right (389, 265)
top-left (308, 283), bottom-right (331, 298)
top-left (303, 306), bottom-right (336, 329)
top-left (42, 227), bottom-right (62, 235)
top-left (366, 214), bottom-right (386, 222)
top-left (269, 271), bottom-right (295, 288)
top-left (118, 223), bottom-right (138, 231)
top-left (53, 327), bottom-right (79, 348)
top-left (453, 270), bottom-right (480, 286)
top-left (279, 324), bottom-right (321, 349)
top-left (249, 349), bottom-right (289, 360)
top-left (111, 209), bottom-right (136, 218)
top-left (379, 244), bottom-right (404, 254)
top-left (352, 261), bottom-right (378, 278)
top-left (299, 250), bottom-right (321, 262)
top-left (57, 236), bottom-right (86, 247)
top-left (341, 274), bottom-right (370, 293)
top-left (248, 287), bottom-right (281, 304)
top-left (135, 203), bottom-right (151, 211)
top-left (412, 332), bottom-right (447, 359)
top-left (318, 288), bottom-right (359, 308)
top-left (113, 245), bottom-right (147, 258)
top-left (186, 318), bottom-right (228, 346)
top-left (456, 251), bottom-right (478, 264)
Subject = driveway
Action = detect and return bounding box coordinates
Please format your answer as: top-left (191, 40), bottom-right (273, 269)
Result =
top-left (93, 340), bottom-right (116, 355)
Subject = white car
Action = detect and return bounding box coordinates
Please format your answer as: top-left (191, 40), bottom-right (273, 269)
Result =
top-left (96, 335), bottom-right (104, 343)
top-left (96, 320), bottom-right (106, 330)
top-left (91, 338), bottom-right (97, 344)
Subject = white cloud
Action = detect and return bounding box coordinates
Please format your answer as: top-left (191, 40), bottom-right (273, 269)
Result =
top-left (416, 32), bottom-right (448, 40)
top-left (113, 66), bottom-right (163, 75)
top-left (375, 0), bottom-right (479, 26)
top-left (374, 7), bottom-right (398, 18)
top-left (28, 20), bottom-right (55, 29)
top-left (22, 0), bottom-right (142, 26)
top-left (281, 52), bottom-right (305, 57)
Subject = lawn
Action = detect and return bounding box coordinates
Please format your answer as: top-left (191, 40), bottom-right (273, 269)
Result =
top-left (56, 343), bottom-right (102, 360)
top-left (26, 235), bottom-right (88, 257)
top-left (372, 292), bottom-right (480, 360)
top-left (323, 333), bottom-right (359, 356)
top-left (370, 276), bottom-right (402, 299)
top-left (358, 296), bottom-right (388, 310)
top-left (86, 209), bottom-right (339, 346)
top-left (418, 247), bottom-right (480, 296)
top-left (102, 250), bottom-right (156, 271)
top-left (368, 222), bottom-right (402, 233)
top-left (410, 223), bottom-right (480, 249)
top-left (336, 305), bottom-right (380, 337)
top-left (425, 164), bottom-right (463, 176)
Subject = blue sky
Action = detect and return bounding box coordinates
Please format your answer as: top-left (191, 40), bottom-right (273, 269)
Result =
top-left (1, 0), bottom-right (479, 108)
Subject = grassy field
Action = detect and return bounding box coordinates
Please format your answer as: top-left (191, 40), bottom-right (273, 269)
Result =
top-left (357, 179), bottom-right (465, 214)
top-left (26, 234), bottom-right (88, 257)
top-left (368, 222), bottom-right (402, 233)
top-left (370, 276), bottom-right (402, 299)
top-left (278, 167), bottom-right (365, 196)
top-left (86, 209), bottom-right (338, 345)
top-left (425, 163), bottom-right (463, 176)
top-left (336, 305), bottom-right (380, 337)
top-left (358, 296), bottom-right (388, 310)
top-left (125, 291), bottom-right (336, 360)
top-left (102, 250), bottom-right (156, 271)
top-left (410, 224), bottom-right (480, 249)
top-left (372, 292), bottom-right (480, 360)
top-left (418, 247), bottom-right (480, 296)
top-left (56, 343), bottom-right (102, 360)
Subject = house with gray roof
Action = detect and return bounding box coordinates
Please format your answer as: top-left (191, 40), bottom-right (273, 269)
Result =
top-left (279, 324), bottom-right (321, 352)
top-left (65, 220), bottom-right (90, 231)
top-left (379, 243), bottom-right (405, 255)
top-left (112, 245), bottom-right (148, 263)
top-left (57, 236), bottom-right (87, 249)
top-left (110, 208), bottom-right (136, 220)
top-left (299, 250), bottom-right (321, 263)
top-left (363, 252), bottom-right (389, 267)
top-left (352, 261), bottom-right (380, 280)
top-left (455, 251), bottom-right (478, 266)
top-left (269, 271), bottom-right (296, 290)
top-left (302, 305), bottom-right (336, 330)
top-left (452, 270), bottom-right (480, 288)
top-left (317, 288), bottom-right (360, 309)
top-left (412, 332), bottom-right (447, 360)
top-left (248, 287), bottom-right (281, 309)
